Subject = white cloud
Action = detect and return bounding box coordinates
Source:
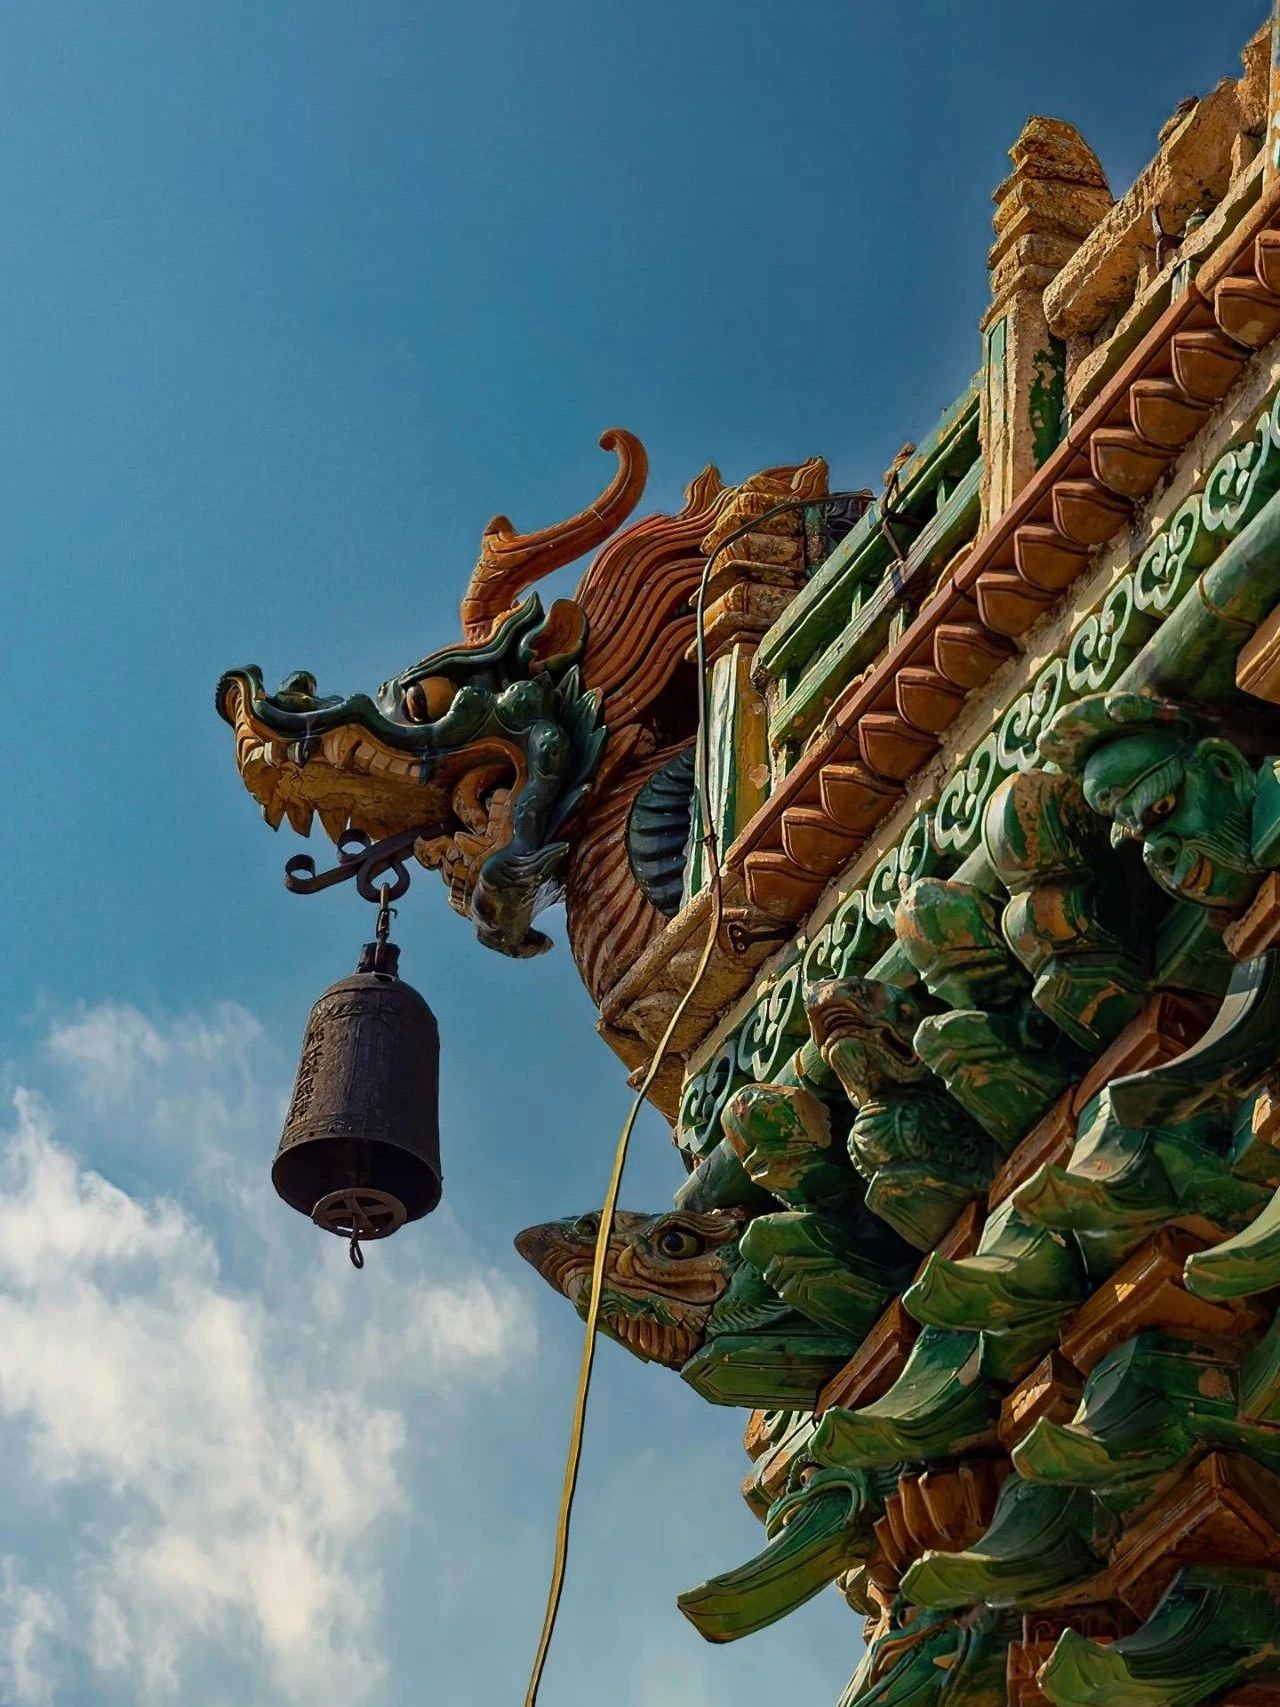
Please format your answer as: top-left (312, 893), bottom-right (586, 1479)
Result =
top-left (45, 999), bottom-right (277, 1172)
top-left (0, 1562), bottom-right (64, 1707)
top-left (0, 1003), bottom-right (536, 1706)
top-left (47, 1000), bottom-right (263, 1105)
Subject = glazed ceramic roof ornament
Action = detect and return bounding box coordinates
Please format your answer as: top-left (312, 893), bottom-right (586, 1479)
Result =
top-left (218, 16), bottom-right (1280, 1705)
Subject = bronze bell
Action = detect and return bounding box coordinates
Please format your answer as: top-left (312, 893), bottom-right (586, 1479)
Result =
top-left (273, 932), bottom-right (442, 1251)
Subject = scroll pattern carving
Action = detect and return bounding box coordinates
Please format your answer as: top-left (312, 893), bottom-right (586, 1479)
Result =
top-left (678, 386), bottom-right (1280, 1153)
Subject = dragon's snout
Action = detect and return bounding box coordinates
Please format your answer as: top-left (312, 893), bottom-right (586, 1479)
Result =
top-left (514, 1220), bottom-right (596, 1295)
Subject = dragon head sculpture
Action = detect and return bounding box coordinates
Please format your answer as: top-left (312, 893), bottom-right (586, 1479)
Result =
top-left (218, 594), bottom-right (606, 959)
top-left (515, 1200), bottom-right (859, 1408)
top-left (218, 430), bottom-right (644, 961)
top-left (514, 1207), bottom-right (748, 1367)
top-left (217, 431), bottom-right (833, 1003)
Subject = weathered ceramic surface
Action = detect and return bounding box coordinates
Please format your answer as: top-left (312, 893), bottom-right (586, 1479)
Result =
top-left (220, 17), bottom-right (1280, 1706)
top-left (679, 380), bottom-right (1280, 1162)
top-left (515, 56), bottom-right (1280, 1697)
top-left (218, 437), bottom-right (837, 1020)
top-left (520, 682), bottom-right (1280, 1694)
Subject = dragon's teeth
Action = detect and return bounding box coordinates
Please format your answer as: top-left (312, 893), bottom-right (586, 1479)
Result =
top-left (375, 753), bottom-right (417, 779)
top-left (243, 756), bottom-right (278, 807)
top-left (321, 727), bottom-right (360, 766)
top-left (285, 801), bottom-right (314, 836)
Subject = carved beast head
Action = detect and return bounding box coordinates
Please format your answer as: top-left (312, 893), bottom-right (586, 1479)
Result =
top-left (218, 595), bottom-right (605, 958)
top-left (805, 976), bottom-right (930, 1099)
top-left (216, 431), bottom-right (646, 960)
top-left (514, 1208), bottom-right (746, 1367)
top-left (1039, 690), bottom-right (1263, 913)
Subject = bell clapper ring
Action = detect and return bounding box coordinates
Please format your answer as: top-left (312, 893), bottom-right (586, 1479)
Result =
top-left (348, 1191), bottom-right (377, 1270)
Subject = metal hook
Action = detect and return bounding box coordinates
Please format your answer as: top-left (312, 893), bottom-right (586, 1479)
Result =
top-left (375, 884), bottom-right (398, 944)
top-left (284, 824), bottom-right (424, 904)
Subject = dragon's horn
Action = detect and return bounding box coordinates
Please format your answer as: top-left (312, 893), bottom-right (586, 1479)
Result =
top-left (460, 428), bottom-right (648, 642)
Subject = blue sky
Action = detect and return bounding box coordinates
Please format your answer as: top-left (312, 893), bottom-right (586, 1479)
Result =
top-left (0, 2), bottom-right (1266, 1703)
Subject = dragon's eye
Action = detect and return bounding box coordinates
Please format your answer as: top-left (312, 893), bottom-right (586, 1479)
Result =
top-left (656, 1227), bottom-right (703, 1259)
top-left (1146, 793), bottom-right (1177, 822)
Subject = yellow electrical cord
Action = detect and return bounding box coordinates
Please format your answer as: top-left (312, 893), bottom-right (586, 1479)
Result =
top-left (521, 490), bottom-right (868, 1705)
top-left (520, 859), bottom-right (725, 1707)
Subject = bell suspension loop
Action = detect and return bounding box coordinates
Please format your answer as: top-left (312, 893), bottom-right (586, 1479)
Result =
top-left (376, 881), bottom-right (395, 948)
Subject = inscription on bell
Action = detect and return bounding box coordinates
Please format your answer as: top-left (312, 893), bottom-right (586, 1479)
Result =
top-left (285, 1021), bottom-right (327, 1128)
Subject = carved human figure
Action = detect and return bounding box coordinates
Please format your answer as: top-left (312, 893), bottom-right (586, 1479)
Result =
top-left (895, 875), bottom-right (1079, 1147)
top-left (719, 1080), bottom-right (915, 1338)
top-left (1038, 690), bottom-right (1263, 912)
top-left (806, 977), bottom-right (994, 1248)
